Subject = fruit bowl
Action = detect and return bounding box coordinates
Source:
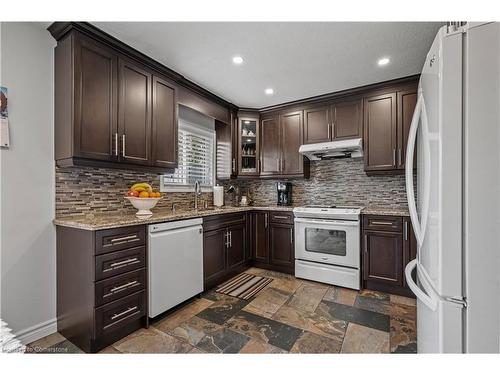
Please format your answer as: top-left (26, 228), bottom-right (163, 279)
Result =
top-left (125, 196), bottom-right (162, 217)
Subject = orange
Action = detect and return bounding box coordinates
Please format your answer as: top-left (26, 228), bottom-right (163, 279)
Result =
top-left (139, 191), bottom-right (149, 198)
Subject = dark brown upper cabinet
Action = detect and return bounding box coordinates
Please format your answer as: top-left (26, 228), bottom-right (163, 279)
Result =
top-left (303, 98), bottom-right (362, 144)
top-left (363, 93), bottom-right (398, 172)
top-left (53, 29), bottom-right (178, 172)
top-left (280, 110), bottom-right (304, 175)
top-left (258, 110), bottom-right (308, 178)
top-left (260, 115), bottom-right (281, 176)
top-left (118, 58), bottom-right (152, 166)
top-left (57, 32), bottom-right (118, 163)
top-left (304, 106), bottom-right (330, 144)
top-left (152, 75), bottom-right (178, 169)
top-left (363, 85), bottom-right (417, 174)
top-left (397, 89), bottom-right (417, 170)
top-left (237, 114), bottom-right (260, 177)
top-left (332, 98), bottom-right (362, 140)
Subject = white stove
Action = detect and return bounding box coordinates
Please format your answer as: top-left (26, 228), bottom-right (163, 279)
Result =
top-left (293, 205), bottom-right (363, 290)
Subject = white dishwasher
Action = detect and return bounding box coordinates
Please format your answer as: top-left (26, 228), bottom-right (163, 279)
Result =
top-left (148, 218), bottom-right (203, 318)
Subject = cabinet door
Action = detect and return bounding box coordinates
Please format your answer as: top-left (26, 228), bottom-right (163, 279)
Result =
top-left (151, 75), bottom-right (177, 169)
top-left (118, 58), bottom-right (152, 166)
top-left (332, 98), bottom-right (362, 140)
top-left (73, 34), bottom-right (118, 161)
top-left (363, 93), bottom-right (397, 172)
top-left (304, 106), bottom-right (331, 144)
top-left (269, 223), bottom-right (294, 269)
top-left (280, 110), bottom-right (304, 175)
top-left (203, 229), bottom-right (227, 288)
top-left (397, 89), bottom-right (417, 170)
top-left (253, 212), bottom-right (269, 263)
top-left (226, 224), bottom-right (246, 272)
top-left (402, 217), bottom-right (417, 288)
top-left (363, 230), bottom-right (403, 286)
top-left (260, 115), bottom-right (281, 175)
top-left (238, 117), bottom-right (260, 176)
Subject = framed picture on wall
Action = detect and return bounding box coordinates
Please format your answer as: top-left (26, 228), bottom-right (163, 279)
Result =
top-left (0, 86), bottom-right (10, 148)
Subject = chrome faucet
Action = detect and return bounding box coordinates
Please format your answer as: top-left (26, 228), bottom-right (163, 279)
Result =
top-left (194, 180), bottom-right (202, 210)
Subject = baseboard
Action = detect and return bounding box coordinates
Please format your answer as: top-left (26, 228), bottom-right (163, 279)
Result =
top-left (14, 318), bottom-right (57, 345)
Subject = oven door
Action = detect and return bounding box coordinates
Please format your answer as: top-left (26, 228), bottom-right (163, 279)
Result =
top-left (294, 217), bottom-right (360, 268)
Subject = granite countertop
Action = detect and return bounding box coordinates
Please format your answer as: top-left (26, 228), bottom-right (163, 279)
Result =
top-left (361, 207), bottom-right (410, 217)
top-left (53, 204), bottom-right (409, 231)
top-left (53, 205), bottom-right (294, 231)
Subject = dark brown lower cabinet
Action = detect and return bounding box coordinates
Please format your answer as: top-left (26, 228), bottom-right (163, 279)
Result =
top-left (252, 211), bottom-right (294, 275)
top-left (362, 214), bottom-right (416, 297)
top-left (56, 225), bottom-right (148, 353)
top-left (202, 213), bottom-right (248, 290)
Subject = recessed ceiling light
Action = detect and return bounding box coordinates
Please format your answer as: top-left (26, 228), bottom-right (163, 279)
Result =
top-left (244, 120), bottom-right (250, 124)
top-left (378, 57), bottom-right (390, 66)
top-left (265, 88), bottom-right (274, 95)
top-left (232, 56), bottom-right (244, 65)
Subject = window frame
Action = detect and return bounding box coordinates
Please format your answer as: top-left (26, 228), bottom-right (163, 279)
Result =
top-left (160, 119), bottom-right (216, 193)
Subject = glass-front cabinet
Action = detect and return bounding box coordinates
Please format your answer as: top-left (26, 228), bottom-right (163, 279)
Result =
top-left (238, 115), bottom-right (260, 176)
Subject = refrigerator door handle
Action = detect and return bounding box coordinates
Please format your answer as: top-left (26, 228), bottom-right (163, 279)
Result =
top-left (405, 91), bottom-right (431, 247)
top-left (405, 259), bottom-right (438, 311)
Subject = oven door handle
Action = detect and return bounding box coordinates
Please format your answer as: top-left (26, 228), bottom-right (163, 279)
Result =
top-left (294, 218), bottom-right (359, 227)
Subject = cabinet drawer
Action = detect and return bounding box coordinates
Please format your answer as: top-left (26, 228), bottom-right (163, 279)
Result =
top-left (203, 212), bottom-right (246, 232)
top-left (363, 215), bottom-right (402, 232)
top-left (95, 268), bottom-right (146, 306)
top-left (94, 290), bottom-right (145, 339)
top-left (95, 225), bottom-right (146, 255)
top-left (95, 246), bottom-right (145, 281)
top-left (269, 211), bottom-right (294, 224)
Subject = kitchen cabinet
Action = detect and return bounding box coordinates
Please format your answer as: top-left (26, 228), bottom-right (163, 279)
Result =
top-left (53, 29), bottom-right (178, 172)
top-left (251, 211), bottom-right (294, 274)
top-left (397, 89), bottom-right (418, 169)
top-left (280, 110), bottom-right (304, 175)
top-left (226, 223), bottom-right (246, 272)
top-left (252, 211), bottom-right (270, 263)
top-left (151, 75), bottom-right (178, 169)
top-left (363, 85), bottom-right (418, 174)
top-left (362, 214), bottom-right (416, 297)
top-left (258, 110), bottom-right (308, 178)
top-left (202, 213), bottom-right (248, 290)
top-left (56, 225), bottom-right (148, 353)
top-left (402, 216), bottom-right (417, 288)
top-left (363, 93), bottom-right (398, 172)
top-left (269, 223), bottom-right (294, 270)
top-left (237, 113), bottom-right (260, 176)
top-left (118, 58), bottom-right (152, 166)
top-left (260, 115), bottom-right (281, 175)
top-left (303, 98), bottom-right (362, 144)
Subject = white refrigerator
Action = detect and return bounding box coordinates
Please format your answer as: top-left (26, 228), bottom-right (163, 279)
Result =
top-left (404, 22), bottom-right (500, 353)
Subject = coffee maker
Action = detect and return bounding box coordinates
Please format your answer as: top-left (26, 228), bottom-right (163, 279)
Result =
top-left (276, 182), bottom-right (292, 206)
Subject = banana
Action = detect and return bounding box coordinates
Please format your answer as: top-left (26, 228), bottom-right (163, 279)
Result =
top-left (131, 182), bottom-right (152, 193)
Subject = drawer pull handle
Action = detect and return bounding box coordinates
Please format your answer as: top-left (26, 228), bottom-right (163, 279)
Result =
top-left (107, 258), bottom-right (139, 270)
top-left (273, 215), bottom-right (289, 220)
top-left (111, 306), bottom-right (137, 321)
top-left (108, 281), bottom-right (139, 295)
top-left (110, 235), bottom-right (139, 243)
top-left (371, 221), bottom-right (394, 226)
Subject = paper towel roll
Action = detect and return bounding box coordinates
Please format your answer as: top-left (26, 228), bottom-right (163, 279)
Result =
top-left (213, 185), bottom-right (224, 207)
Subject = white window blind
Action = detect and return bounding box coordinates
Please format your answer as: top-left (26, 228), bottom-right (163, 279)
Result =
top-left (162, 120), bottom-right (215, 191)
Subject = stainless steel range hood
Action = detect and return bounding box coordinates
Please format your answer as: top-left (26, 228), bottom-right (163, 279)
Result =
top-left (299, 138), bottom-right (363, 160)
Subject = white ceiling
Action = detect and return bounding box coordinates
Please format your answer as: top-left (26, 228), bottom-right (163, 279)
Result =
top-left (93, 22), bottom-right (443, 108)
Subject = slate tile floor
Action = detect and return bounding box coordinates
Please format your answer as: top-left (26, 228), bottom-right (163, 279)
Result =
top-left (26, 267), bottom-right (417, 354)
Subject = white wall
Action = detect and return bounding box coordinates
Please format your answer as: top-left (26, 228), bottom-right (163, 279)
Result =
top-left (0, 22), bottom-right (56, 343)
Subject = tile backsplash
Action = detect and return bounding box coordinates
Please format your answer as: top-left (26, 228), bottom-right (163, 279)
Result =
top-left (55, 166), bottom-right (213, 217)
top-left (55, 158), bottom-right (410, 217)
top-left (219, 158), bottom-right (411, 208)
